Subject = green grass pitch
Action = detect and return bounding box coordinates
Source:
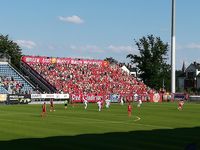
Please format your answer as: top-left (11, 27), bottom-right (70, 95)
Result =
top-left (0, 102), bottom-right (199, 150)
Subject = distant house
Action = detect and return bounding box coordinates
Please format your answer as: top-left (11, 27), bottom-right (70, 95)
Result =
top-left (177, 61), bottom-right (200, 90)
top-left (128, 67), bottom-right (138, 77)
top-left (120, 63), bottom-right (138, 78)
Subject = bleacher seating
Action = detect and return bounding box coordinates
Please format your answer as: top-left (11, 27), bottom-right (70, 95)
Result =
top-left (0, 62), bottom-right (35, 94)
top-left (22, 56), bottom-right (153, 98)
top-left (0, 86), bottom-right (9, 94)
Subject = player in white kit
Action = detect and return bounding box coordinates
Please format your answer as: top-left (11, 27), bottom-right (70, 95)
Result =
top-left (105, 99), bottom-right (111, 108)
top-left (97, 100), bottom-right (102, 111)
top-left (120, 97), bottom-right (124, 105)
top-left (83, 97), bottom-right (88, 109)
top-left (137, 99), bottom-right (142, 107)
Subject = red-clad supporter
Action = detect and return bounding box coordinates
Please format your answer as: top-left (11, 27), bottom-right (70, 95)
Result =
top-left (26, 57), bottom-right (153, 98)
top-left (0, 76), bottom-right (26, 94)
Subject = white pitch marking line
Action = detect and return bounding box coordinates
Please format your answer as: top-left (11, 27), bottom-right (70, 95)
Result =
top-left (133, 116), bottom-right (141, 122)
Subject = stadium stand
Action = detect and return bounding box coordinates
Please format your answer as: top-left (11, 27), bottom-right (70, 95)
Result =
top-left (20, 61), bottom-right (57, 93)
top-left (0, 62), bottom-right (35, 94)
top-left (0, 86), bottom-right (9, 94)
top-left (21, 56), bottom-right (153, 100)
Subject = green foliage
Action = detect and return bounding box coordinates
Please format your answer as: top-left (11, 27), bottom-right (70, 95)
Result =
top-left (127, 35), bottom-right (171, 90)
top-left (0, 34), bottom-right (22, 68)
top-left (104, 57), bottom-right (118, 65)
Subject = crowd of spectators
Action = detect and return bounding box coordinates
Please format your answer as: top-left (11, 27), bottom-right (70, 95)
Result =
top-left (26, 59), bottom-right (153, 97)
top-left (0, 76), bottom-right (24, 94)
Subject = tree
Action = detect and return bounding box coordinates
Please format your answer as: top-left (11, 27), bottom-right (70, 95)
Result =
top-left (104, 57), bottom-right (118, 65)
top-left (0, 34), bottom-right (22, 68)
top-left (127, 35), bottom-right (171, 91)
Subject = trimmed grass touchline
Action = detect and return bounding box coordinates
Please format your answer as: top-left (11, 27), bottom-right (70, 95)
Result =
top-left (50, 114), bottom-right (173, 129)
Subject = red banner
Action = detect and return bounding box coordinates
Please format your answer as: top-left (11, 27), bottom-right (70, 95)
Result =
top-left (71, 94), bottom-right (104, 103)
top-left (71, 93), bottom-right (162, 103)
top-left (21, 56), bottom-right (108, 66)
top-left (149, 93), bottom-right (162, 103)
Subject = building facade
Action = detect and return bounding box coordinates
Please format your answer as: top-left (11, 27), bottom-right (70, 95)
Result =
top-left (177, 62), bottom-right (200, 91)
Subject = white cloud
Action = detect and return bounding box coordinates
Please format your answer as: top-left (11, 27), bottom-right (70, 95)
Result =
top-left (70, 45), bottom-right (104, 53)
top-left (176, 42), bottom-right (200, 50)
top-left (58, 15), bottom-right (84, 24)
top-left (107, 45), bottom-right (135, 53)
top-left (83, 45), bottom-right (104, 53)
top-left (186, 43), bottom-right (200, 49)
top-left (69, 44), bottom-right (138, 54)
top-left (47, 45), bottom-right (56, 50)
top-left (70, 45), bottom-right (77, 50)
top-left (15, 40), bottom-right (36, 49)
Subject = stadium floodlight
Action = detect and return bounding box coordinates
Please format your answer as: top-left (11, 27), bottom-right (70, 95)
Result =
top-left (171, 0), bottom-right (176, 93)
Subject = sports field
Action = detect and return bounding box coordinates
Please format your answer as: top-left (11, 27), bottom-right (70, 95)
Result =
top-left (0, 102), bottom-right (199, 150)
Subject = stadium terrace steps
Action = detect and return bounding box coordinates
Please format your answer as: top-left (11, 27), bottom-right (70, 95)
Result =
top-left (0, 62), bottom-right (35, 94)
top-left (0, 86), bottom-right (9, 94)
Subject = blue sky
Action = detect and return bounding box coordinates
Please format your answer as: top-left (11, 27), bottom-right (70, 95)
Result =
top-left (0, 0), bottom-right (200, 69)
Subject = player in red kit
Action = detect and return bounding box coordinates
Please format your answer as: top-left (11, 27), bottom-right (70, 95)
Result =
top-left (128, 102), bottom-right (132, 117)
top-left (50, 98), bottom-right (55, 112)
top-left (178, 100), bottom-right (184, 110)
top-left (41, 102), bottom-right (46, 117)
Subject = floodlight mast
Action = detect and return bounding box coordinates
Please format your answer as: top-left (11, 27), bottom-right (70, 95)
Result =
top-left (171, 0), bottom-right (176, 93)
